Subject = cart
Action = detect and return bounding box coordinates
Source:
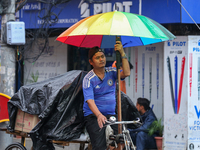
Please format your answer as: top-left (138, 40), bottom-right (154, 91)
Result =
top-left (0, 127), bottom-right (91, 150)
top-left (0, 118), bottom-right (143, 150)
top-left (0, 92), bottom-right (89, 150)
top-left (1, 71), bottom-right (142, 150)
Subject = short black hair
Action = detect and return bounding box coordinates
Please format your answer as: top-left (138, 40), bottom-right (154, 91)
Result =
top-left (88, 46), bottom-right (104, 60)
top-left (137, 97), bottom-right (150, 111)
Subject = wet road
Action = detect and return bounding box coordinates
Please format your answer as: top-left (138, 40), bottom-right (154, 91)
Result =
top-left (13, 137), bottom-right (85, 150)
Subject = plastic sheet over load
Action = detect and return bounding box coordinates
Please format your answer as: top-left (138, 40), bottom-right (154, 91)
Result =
top-left (7, 70), bottom-right (142, 150)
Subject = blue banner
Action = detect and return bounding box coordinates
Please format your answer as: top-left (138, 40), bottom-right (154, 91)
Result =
top-left (181, 0), bottom-right (200, 23)
top-left (16, 0), bottom-right (194, 29)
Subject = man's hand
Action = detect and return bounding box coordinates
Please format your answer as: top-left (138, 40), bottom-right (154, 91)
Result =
top-left (86, 100), bottom-right (108, 128)
top-left (114, 41), bottom-right (130, 78)
top-left (97, 113), bottom-right (107, 128)
top-left (114, 41), bottom-right (125, 56)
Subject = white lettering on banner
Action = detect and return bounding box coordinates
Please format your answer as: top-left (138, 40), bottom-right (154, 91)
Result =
top-left (94, 4), bottom-right (102, 15)
top-left (80, 1), bottom-right (132, 18)
top-left (57, 19), bottom-right (79, 23)
top-left (38, 19), bottom-right (78, 24)
top-left (31, 4), bottom-right (40, 10)
top-left (123, 1), bottom-right (132, 12)
top-left (80, 3), bottom-right (90, 18)
top-left (23, 2), bottom-right (41, 10)
top-left (23, 4), bottom-right (30, 10)
top-left (102, 3), bottom-right (112, 13)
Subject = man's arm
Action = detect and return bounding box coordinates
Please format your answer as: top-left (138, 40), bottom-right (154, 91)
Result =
top-left (130, 114), bottom-right (156, 133)
top-left (87, 99), bottom-right (107, 128)
top-left (114, 41), bottom-right (130, 79)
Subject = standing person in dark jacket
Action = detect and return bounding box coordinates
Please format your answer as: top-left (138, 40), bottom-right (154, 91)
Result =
top-left (129, 98), bottom-right (158, 150)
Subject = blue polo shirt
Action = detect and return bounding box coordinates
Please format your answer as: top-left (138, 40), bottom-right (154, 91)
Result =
top-left (83, 67), bottom-right (117, 116)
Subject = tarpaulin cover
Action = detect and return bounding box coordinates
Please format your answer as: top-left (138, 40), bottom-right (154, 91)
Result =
top-left (7, 70), bottom-right (141, 150)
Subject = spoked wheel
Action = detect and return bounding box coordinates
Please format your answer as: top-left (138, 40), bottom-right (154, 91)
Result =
top-left (5, 142), bottom-right (27, 150)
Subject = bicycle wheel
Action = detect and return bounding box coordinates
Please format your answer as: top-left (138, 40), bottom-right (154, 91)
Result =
top-left (5, 142), bottom-right (27, 150)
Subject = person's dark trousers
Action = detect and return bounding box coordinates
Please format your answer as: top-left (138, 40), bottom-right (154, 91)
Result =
top-left (129, 130), bottom-right (157, 150)
top-left (84, 114), bottom-right (118, 150)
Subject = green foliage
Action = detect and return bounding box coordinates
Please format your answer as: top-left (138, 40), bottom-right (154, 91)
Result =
top-left (28, 70), bottom-right (39, 83)
top-left (148, 118), bottom-right (164, 137)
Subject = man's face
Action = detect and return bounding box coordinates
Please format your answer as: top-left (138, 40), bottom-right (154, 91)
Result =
top-left (136, 102), bottom-right (143, 115)
top-left (90, 52), bottom-right (106, 68)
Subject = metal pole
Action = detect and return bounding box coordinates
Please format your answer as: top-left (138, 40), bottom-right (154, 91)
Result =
top-left (139, 0), bottom-right (142, 15)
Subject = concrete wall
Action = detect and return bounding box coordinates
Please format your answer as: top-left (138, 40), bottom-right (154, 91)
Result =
top-left (23, 37), bottom-right (68, 84)
top-left (125, 42), bottom-right (164, 120)
top-left (0, 43), bottom-right (16, 97)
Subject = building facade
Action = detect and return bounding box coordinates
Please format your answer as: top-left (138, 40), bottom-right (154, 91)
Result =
top-left (4, 0), bottom-right (200, 149)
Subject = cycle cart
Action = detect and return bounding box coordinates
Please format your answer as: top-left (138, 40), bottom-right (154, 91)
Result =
top-left (0, 106), bottom-right (91, 150)
top-left (0, 128), bottom-right (29, 150)
top-left (0, 110), bottom-right (141, 150)
top-left (0, 127), bottom-right (91, 150)
top-left (1, 71), bottom-right (142, 150)
top-left (0, 117), bottom-right (142, 150)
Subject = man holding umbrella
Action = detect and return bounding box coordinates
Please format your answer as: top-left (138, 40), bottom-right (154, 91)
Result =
top-left (82, 41), bottom-right (130, 150)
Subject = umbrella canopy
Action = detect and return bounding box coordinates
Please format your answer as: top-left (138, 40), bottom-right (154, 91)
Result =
top-left (56, 11), bottom-right (176, 48)
top-left (56, 11), bottom-right (176, 140)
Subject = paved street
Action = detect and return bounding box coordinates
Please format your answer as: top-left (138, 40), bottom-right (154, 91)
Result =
top-left (0, 122), bottom-right (88, 150)
top-left (13, 137), bottom-right (85, 150)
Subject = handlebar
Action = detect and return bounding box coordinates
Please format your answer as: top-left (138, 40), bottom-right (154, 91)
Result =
top-left (104, 117), bottom-right (142, 127)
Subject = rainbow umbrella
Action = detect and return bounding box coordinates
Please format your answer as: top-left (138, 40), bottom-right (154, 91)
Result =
top-left (56, 11), bottom-right (176, 48)
top-left (56, 11), bottom-right (175, 139)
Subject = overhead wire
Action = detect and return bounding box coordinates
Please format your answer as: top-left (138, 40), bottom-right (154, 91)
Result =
top-left (18, 0), bottom-right (70, 63)
top-left (0, 1), bottom-right (10, 14)
top-left (17, 0), bottom-right (111, 63)
top-left (15, 0), bottom-right (27, 12)
top-left (16, 0), bottom-right (200, 63)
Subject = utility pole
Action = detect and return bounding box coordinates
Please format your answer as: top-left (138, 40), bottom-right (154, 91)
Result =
top-left (0, 0), bottom-right (16, 97)
top-left (0, 0), bottom-right (16, 149)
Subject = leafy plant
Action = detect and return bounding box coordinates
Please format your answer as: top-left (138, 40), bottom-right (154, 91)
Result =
top-left (148, 118), bottom-right (164, 137)
top-left (28, 70), bottom-right (39, 83)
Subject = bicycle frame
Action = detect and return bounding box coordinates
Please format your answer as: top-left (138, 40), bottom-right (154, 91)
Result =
top-left (104, 118), bottom-right (142, 150)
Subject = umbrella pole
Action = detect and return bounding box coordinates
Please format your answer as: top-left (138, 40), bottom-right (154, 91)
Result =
top-left (116, 36), bottom-right (122, 134)
top-left (116, 44), bottom-right (123, 150)
top-left (116, 50), bottom-right (122, 133)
